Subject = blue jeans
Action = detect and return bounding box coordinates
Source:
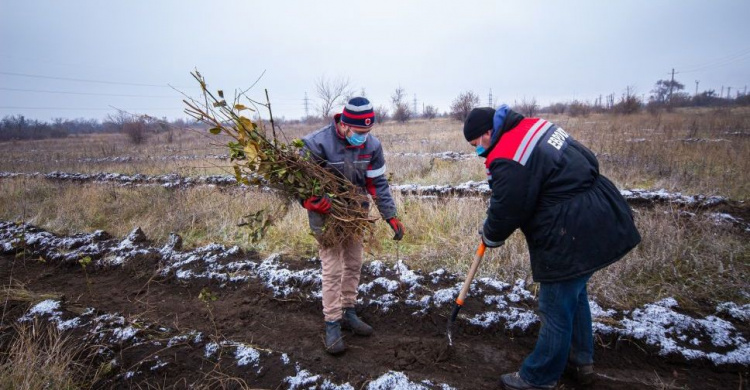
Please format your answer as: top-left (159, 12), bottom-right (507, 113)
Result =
top-left (519, 273), bottom-right (594, 386)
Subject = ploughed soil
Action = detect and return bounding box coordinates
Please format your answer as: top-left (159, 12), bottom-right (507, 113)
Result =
top-left (1, 253), bottom-right (746, 390)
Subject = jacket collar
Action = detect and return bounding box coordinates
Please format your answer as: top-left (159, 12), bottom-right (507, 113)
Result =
top-left (483, 109), bottom-right (525, 156)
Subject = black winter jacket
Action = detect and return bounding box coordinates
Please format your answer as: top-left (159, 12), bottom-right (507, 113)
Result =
top-left (482, 110), bottom-right (641, 282)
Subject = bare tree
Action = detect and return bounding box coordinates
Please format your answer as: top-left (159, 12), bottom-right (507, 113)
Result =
top-left (423, 105), bottom-right (438, 119)
top-left (374, 105), bottom-right (390, 123)
top-left (123, 119), bottom-right (148, 145)
top-left (450, 91), bottom-right (479, 121)
top-left (391, 87), bottom-right (411, 122)
top-left (514, 97), bottom-right (539, 117)
top-left (315, 75), bottom-right (352, 119)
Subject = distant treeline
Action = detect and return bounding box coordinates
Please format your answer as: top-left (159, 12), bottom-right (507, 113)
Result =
top-left (535, 80), bottom-right (750, 117)
top-left (0, 115), bottom-right (197, 142)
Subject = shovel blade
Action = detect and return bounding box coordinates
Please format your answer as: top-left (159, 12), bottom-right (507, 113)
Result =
top-left (446, 302), bottom-right (463, 346)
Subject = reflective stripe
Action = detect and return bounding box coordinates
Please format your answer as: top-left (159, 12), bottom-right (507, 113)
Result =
top-left (345, 102), bottom-right (373, 112)
top-left (366, 164), bottom-right (386, 178)
top-left (512, 119), bottom-right (547, 162)
top-left (518, 122), bottom-right (553, 165)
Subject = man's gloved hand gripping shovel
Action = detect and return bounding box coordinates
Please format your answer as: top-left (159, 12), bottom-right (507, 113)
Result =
top-left (446, 241), bottom-right (486, 346)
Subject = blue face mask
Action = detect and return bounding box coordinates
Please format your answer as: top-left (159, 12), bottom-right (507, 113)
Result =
top-left (347, 131), bottom-right (368, 146)
top-left (475, 145), bottom-right (486, 156)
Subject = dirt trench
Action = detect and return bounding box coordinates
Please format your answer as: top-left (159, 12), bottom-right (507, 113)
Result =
top-left (2, 253), bottom-right (746, 390)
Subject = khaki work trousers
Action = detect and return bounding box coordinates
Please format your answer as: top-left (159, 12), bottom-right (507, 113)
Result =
top-left (320, 236), bottom-right (363, 322)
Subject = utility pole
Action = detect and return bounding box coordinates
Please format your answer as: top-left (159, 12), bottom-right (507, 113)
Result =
top-left (413, 94), bottom-right (418, 115)
top-left (720, 86), bottom-right (724, 98)
top-left (727, 87), bottom-right (731, 99)
top-left (695, 80), bottom-right (699, 96)
top-left (304, 92), bottom-right (310, 119)
top-left (668, 68), bottom-right (675, 103)
top-left (488, 89), bottom-right (493, 108)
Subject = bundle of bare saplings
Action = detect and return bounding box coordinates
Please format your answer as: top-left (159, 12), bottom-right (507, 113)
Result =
top-left (183, 71), bottom-right (375, 247)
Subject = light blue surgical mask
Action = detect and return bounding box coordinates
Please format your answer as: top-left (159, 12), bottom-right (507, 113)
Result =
top-left (347, 131), bottom-right (368, 146)
top-left (475, 145), bottom-right (486, 156)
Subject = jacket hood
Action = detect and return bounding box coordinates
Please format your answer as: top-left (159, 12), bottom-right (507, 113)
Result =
top-left (480, 106), bottom-right (525, 157)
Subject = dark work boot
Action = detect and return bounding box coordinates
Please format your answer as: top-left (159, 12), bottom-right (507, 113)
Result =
top-left (565, 363), bottom-right (595, 386)
top-left (324, 321), bottom-right (346, 355)
top-left (499, 372), bottom-right (556, 389)
top-left (341, 307), bottom-right (373, 336)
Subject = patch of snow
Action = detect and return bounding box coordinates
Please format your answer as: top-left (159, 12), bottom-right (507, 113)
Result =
top-left (717, 302), bottom-right (750, 322)
top-left (235, 344), bottom-right (261, 367)
top-left (284, 365), bottom-right (320, 389)
top-left (112, 326), bottom-right (137, 342)
top-left (432, 285), bottom-right (461, 306)
top-left (320, 380), bottom-right (355, 390)
top-left (590, 300), bottom-right (617, 318)
top-left (359, 277), bottom-right (400, 294)
top-left (395, 260), bottom-right (423, 288)
top-left (57, 317), bottom-right (81, 331)
top-left (205, 342), bottom-right (219, 358)
top-left (367, 371), bottom-right (428, 390)
top-left (20, 299), bottom-right (61, 322)
top-left (429, 268), bottom-right (446, 284)
top-left (369, 294), bottom-right (399, 312)
top-left (366, 260), bottom-right (386, 276)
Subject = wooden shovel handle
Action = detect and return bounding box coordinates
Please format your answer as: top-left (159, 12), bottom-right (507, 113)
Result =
top-left (455, 242), bottom-right (487, 306)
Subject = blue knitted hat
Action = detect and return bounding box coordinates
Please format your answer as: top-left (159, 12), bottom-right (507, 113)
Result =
top-left (341, 97), bottom-right (375, 128)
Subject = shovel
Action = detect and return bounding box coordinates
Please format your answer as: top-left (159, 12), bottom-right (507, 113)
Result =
top-left (446, 241), bottom-right (486, 346)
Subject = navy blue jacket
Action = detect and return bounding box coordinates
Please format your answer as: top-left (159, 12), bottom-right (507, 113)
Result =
top-left (482, 109), bottom-right (641, 282)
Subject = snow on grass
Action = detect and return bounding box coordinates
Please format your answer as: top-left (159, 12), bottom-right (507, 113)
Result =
top-left (19, 299), bottom-right (61, 322)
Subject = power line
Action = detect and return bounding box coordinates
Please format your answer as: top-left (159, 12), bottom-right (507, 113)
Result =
top-left (0, 106), bottom-right (183, 110)
top-left (677, 47), bottom-right (750, 74)
top-left (0, 70), bottom-right (188, 88)
top-left (0, 86), bottom-right (178, 98)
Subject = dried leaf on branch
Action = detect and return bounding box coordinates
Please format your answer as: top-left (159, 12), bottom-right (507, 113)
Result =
top-left (183, 71), bottom-right (376, 247)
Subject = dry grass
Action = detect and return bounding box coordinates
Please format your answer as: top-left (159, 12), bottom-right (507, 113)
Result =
top-left (1, 178), bottom-right (746, 309)
top-left (0, 108), bottom-right (748, 308)
top-left (0, 320), bottom-right (97, 390)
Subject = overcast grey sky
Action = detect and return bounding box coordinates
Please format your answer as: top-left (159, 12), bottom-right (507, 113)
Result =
top-left (1, 0), bottom-right (749, 122)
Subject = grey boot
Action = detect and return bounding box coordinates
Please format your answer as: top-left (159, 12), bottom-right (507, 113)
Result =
top-left (499, 372), bottom-right (556, 389)
top-left (341, 307), bottom-right (373, 336)
top-left (324, 321), bottom-right (346, 354)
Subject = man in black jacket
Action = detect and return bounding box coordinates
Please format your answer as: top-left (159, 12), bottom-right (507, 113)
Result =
top-left (463, 105), bottom-right (641, 389)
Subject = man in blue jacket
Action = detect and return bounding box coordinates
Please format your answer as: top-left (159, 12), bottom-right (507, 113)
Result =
top-left (301, 97), bottom-right (404, 355)
top-left (463, 105), bottom-right (641, 389)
